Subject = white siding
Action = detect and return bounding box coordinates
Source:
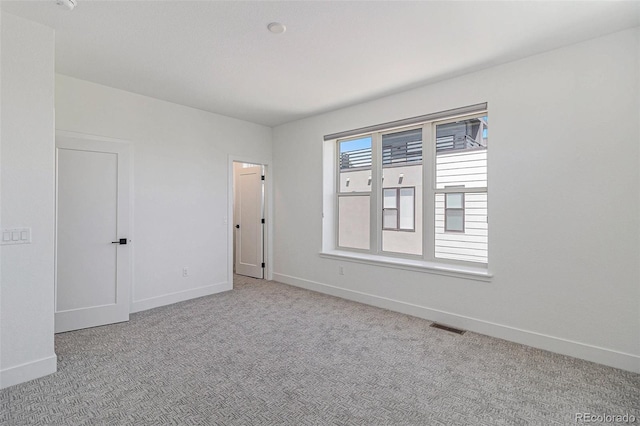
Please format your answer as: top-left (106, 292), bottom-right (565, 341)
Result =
top-left (435, 192), bottom-right (488, 263)
top-left (435, 148), bottom-right (488, 263)
top-left (436, 149), bottom-right (487, 189)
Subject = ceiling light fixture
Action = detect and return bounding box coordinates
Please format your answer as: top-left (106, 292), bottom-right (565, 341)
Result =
top-left (267, 22), bottom-right (286, 34)
top-left (56, 0), bottom-right (77, 11)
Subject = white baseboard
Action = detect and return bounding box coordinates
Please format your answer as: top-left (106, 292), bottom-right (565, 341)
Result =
top-left (273, 273), bottom-right (640, 374)
top-left (130, 281), bottom-right (231, 313)
top-left (0, 354), bottom-right (57, 389)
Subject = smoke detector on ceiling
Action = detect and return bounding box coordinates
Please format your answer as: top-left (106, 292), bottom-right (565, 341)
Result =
top-left (267, 22), bottom-right (286, 34)
top-left (56, 0), bottom-right (77, 11)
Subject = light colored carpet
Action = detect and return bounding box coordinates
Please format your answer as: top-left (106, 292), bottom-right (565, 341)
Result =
top-left (1, 275), bottom-right (638, 425)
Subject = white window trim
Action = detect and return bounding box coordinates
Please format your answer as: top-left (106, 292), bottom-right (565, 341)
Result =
top-left (322, 105), bottom-right (489, 278)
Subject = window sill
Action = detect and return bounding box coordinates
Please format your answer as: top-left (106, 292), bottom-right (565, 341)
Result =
top-left (318, 250), bottom-right (492, 282)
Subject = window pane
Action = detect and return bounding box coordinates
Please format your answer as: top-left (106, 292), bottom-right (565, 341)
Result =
top-left (338, 195), bottom-right (370, 250)
top-left (383, 188), bottom-right (397, 208)
top-left (381, 128), bottom-right (422, 256)
top-left (446, 193), bottom-right (464, 209)
top-left (399, 188), bottom-right (414, 230)
top-left (436, 116), bottom-right (487, 189)
top-left (339, 137), bottom-right (372, 193)
top-left (445, 210), bottom-right (464, 232)
top-left (380, 129), bottom-right (422, 256)
top-left (435, 192), bottom-right (487, 263)
top-left (383, 209), bottom-right (398, 229)
top-left (382, 128), bottom-right (422, 167)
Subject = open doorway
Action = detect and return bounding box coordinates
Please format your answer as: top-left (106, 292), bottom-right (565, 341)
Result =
top-left (232, 162), bottom-right (265, 279)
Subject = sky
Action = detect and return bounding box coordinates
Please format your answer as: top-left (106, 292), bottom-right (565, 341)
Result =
top-left (339, 136), bottom-right (371, 153)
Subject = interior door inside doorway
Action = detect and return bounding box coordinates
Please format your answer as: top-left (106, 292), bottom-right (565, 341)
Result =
top-left (233, 162), bottom-right (264, 279)
top-left (55, 134), bottom-right (131, 333)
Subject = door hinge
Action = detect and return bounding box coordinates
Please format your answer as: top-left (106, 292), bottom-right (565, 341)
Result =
top-left (261, 218), bottom-right (265, 224)
top-left (261, 175), bottom-right (265, 181)
top-left (261, 262), bottom-right (265, 268)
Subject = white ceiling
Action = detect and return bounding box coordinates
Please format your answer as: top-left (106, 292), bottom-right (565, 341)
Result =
top-left (2, 1), bottom-right (639, 126)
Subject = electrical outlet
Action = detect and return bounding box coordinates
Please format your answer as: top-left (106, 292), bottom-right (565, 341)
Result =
top-left (182, 267), bottom-right (188, 277)
top-left (339, 266), bottom-right (344, 275)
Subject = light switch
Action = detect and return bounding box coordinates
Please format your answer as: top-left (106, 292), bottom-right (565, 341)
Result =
top-left (1, 227), bottom-right (31, 245)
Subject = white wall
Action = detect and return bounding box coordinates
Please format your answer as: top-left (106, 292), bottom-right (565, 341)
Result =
top-left (0, 13), bottom-right (57, 388)
top-left (272, 28), bottom-right (640, 372)
top-left (55, 75), bottom-right (272, 313)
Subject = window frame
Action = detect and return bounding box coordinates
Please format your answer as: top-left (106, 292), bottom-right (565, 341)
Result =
top-left (331, 109), bottom-right (488, 269)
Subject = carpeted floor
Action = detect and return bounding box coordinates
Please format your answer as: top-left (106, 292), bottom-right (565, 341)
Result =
top-left (1, 275), bottom-right (639, 425)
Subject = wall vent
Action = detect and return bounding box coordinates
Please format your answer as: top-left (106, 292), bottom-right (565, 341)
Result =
top-left (430, 323), bottom-right (466, 335)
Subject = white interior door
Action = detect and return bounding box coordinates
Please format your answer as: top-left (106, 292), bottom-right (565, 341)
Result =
top-left (234, 164), bottom-right (264, 279)
top-left (55, 133), bottom-right (131, 333)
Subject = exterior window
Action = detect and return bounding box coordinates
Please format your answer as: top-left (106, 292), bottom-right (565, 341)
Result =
top-left (332, 108), bottom-right (488, 266)
top-left (382, 188), bottom-right (398, 229)
top-left (445, 193), bottom-right (464, 232)
top-left (382, 187), bottom-right (415, 231)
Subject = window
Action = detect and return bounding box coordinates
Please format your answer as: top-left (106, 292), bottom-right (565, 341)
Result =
top-left (382, 187), bottom-right (415, 231)
top-left (445, 193), bottom-right (464, 232)
top-left (327, 104), bottom-right (488, 268)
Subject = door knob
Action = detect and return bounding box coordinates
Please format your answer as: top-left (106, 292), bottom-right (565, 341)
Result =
top-left (111, 238), bottom-right (127, 245)
top-left (235, 225), bottom-right (240, 229)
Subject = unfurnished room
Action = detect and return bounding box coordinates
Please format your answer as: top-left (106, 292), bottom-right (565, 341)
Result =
top-left (0, 1), bottom-right (639, 424)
